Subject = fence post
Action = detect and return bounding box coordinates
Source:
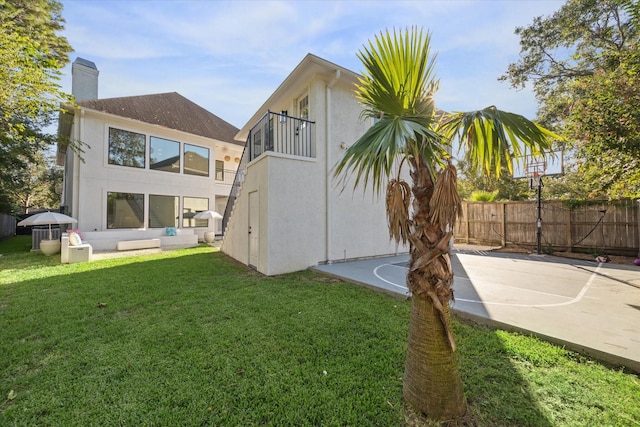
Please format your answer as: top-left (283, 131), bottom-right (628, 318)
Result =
top-left (637, 200), bottom-right (640, 258)
top-left (501, 202), bottom-right (506, 247)
top-left (566, 204), bottom-right (573, 253)
top-left (464, 202), bottom-right (470, 244)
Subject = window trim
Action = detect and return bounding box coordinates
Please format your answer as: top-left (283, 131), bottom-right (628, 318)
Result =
top-left (215, 159), bottom-right (224, 181)
top-left (183, 143), bottom-right (210, 177)
top-left (107, 127), bottom-right (147, 169)
top-left (148, 194), bottom-right (179, 228)
top-left (149, 136), bottom-right (181, 173)
top-left (182, 196), bottom-right (210, 228)
top-left (106, 191), bottom-right (145, 229)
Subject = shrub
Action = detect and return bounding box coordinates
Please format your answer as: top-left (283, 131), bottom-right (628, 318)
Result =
top-left (468, 189), bottom-right (499, 202)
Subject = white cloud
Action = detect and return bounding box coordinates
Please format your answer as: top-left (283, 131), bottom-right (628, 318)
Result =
top-left (60, 0), bottom-right (565, 128)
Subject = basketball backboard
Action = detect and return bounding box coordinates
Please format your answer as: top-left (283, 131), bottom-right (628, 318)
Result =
top-left (513, 148), bottom-right (564, 179)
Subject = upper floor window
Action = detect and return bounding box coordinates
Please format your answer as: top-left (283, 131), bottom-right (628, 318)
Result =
top-left (108, 128), bottom-right (145, 168)
top-left (252, 129), bottom-right (262, 159)
top-left (150, 137), bottom-right (180, 173)
top-left (299, 95), bottom-right (309, 120)
top-left (184, 144), bottom-right (209, 177)
top-left (215, 160), bottom-right (224, 181)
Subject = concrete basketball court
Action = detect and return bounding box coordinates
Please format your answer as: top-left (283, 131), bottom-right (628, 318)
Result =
top-left (314, 247), bottom-right (640, 373)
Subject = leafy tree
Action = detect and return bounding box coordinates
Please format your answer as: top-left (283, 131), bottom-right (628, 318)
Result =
top-left (0, 150), bottom-right (62, 214)
top-left (501, 0), bottom-right (639, 199)
top-left (456, 158), bottom-right (532, 201)
top-left (566, 48), bottom-right (640, 198)
top-left (0, 0), bottom-right (72, 212)
top-left (335, 28), bottom-right (559, 419)
top-left (540, 170), bottom-right (590, 200)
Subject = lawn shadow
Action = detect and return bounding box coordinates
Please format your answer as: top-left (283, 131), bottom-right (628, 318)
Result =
top-left (449, 254), bottom-right (553, 426)
top-left (315, 251), bottom-right (555, 425)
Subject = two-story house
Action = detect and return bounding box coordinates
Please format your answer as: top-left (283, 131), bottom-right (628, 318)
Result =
top-left (221, 54), bottom-right (408, 275)
top-left (57, 58), bottom-right (243, 250)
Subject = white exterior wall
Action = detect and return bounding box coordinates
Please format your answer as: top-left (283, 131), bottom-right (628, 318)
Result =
top-left (66, 109), bottom-right (242, 240)
top-left (265, 154), bottom-right (323, 275)
top-left (219, 155), bottom-right (264, 269)
top-left (221, 153), bottom-right (323, 276)
top-left (222, 62), bottom-right (408, 276)
top-left (326, 81), bottom-right (405, 261)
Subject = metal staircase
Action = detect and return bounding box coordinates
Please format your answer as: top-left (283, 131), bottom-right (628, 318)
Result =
top-left (220, 110), bottom-right (315, 237)
top-left (221, 139), bottom-right (248, 236)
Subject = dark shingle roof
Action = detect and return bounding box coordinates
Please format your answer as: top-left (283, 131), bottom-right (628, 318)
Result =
top-left (78, 92), bottom-right (242, 145)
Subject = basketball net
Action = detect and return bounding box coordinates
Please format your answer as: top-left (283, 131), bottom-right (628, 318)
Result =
top-left (528, 173), bottom-right (542, 189)
top-left (525, 159), bottom-right (546, 189)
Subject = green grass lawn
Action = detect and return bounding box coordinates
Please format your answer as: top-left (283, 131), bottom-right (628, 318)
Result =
top-left (0, 235), bottom-right (638, 426)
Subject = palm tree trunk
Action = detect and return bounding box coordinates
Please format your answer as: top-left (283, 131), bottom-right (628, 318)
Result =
top-left (403, 294), bottom-right (465, 418)
top-left (402, 156), bottom-right (466, 419)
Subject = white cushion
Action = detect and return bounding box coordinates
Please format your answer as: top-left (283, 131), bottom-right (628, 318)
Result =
top-left (68, 232), bottom-right (82, 247)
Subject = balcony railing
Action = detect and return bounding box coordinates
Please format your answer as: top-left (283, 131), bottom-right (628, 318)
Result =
top-left (248, 111), bottom-right (315, 161)
top-left (221, 111), bottom-right (315, 236)
top-left (214, 168), bottom-right (237, 185)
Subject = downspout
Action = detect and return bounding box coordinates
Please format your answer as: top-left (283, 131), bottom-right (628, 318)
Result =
top-left (73, 108), bottom-right (84, 223)
top-left (325, 69), bottom-right (340, 263)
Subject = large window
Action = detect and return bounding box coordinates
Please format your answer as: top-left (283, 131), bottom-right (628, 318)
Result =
top-left (184, 144), bottom-right (209, 177)
top-left (150, 137), bottom-right (180, 173)
top-left (108, 128), bottom-right (146, 168)
top-left (149, 194), bottom-right (179, 228)
top-left (107, 192), bottom-right (144, 229)
top-left (183, 197), bottom-right (209, 227)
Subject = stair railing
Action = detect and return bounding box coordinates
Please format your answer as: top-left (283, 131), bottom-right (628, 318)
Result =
top-left (221, 134), bottom-right (249, 235)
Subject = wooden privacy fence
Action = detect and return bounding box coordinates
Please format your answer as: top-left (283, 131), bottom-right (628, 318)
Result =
top-left (454, 200), bottom-right (640, 256)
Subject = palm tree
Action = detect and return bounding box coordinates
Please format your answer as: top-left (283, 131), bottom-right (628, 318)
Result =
top-left (335, 27), bottom-right (561, 419)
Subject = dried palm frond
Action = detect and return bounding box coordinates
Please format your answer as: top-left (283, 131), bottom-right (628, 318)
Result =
top-left (428, 162), bottom-right (461, 229)
top-left (386, 178), bottom-right (412, 244)
top-left (410, 231), bottom-right (452, 273)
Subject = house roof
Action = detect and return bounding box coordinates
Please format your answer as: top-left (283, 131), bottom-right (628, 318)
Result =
top-left (77, 92), bottom-right (243, 146)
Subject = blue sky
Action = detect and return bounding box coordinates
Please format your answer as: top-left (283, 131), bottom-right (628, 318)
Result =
top-left (59, 0), bottom-right (565, 129)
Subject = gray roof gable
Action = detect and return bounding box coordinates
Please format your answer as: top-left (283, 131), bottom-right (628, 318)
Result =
top-left (78, 92), bottom-right (242, 146)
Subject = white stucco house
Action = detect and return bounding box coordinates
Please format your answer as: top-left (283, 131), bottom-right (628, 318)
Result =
top-left (57, 58), bottom-right (244, 251)
top-left (221, 54), bottom-right (408, 275)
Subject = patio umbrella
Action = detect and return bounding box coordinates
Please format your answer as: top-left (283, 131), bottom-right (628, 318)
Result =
top-left (193, 210), bottom-right (223, 220)
top-left (17, 211), bottom-right (78, 240)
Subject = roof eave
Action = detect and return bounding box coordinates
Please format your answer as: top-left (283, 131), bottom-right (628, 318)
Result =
top-left (235, 53), bottom-right (361, 141)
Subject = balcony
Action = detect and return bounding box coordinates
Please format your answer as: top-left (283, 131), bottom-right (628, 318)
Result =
top-left (248, 111), bottom-right (315, 162)
top-left (214, 168), bottom-right (237, 185)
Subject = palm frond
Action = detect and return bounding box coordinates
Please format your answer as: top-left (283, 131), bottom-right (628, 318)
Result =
top-left (429, 162), bottom-right (461, 228)
top-left (334, 27), bottom-right (444, 193)
top-left (437, 106), bottom-right (564, 177)
top-left (334, 114), bottom-right (445, 193)
top-left (356, 27), bottom-right (438, 119)
top-left (386, 178), bottom-right (412, 244)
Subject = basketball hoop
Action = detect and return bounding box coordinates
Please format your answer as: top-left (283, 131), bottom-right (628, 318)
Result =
top-left (526, 171), bottom-right (542, 189)
top-left (525, 159), bottom-right (546, 189)
top-left (516, 151), bottom-right (558, 256)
